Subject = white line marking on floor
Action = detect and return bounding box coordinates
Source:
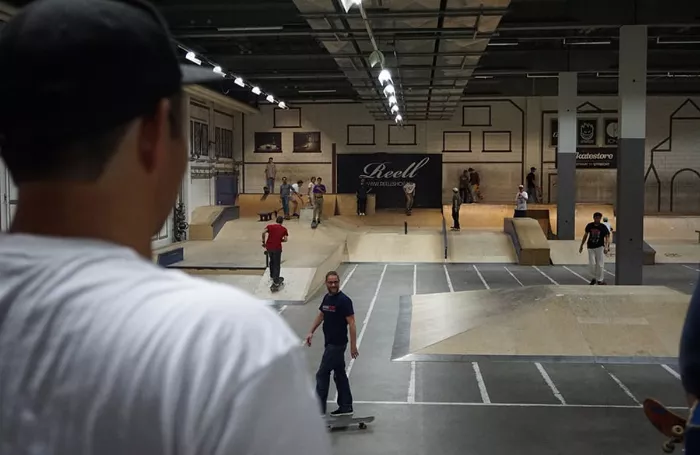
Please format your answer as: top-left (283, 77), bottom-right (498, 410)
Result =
top-left (504, 266), bottom-right (524, 287)
top-left (472, 362), bottom-right (491, 404)
top-left (346, 264), bottom-right (387, 378)
top-left (604, 268), bottom-right (616, 277)
top-left (473, 265), bottom-right (490, 289)
top-left (535, 362), bottom-right (567, 405)
top-left (331, 400), bottom-right (669, 410)
top-left (661, 364), bottom-right (681, 380)
top-left (563, 265), bottom-right (589, 283)
top-left (340, 264), bottom-right (358, 290)
top-left (278, 305), bottom-right (288, 314)
top-left (602, 365), bottom-right (641, 405)
top-left (407, 361), bottom-right (416, 403)
top-left (532, 265), bottom-right (559, 285)
top-left (413, 264), bottom-right (417, 296)
top-left (443, 264), bottom-right (454, 293)
top-left (683, 265), bottom-right (700, 273)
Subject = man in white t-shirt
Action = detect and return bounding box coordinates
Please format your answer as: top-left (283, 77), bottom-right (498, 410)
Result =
top-left (308, 176), bottom-right (317, 208)
top-left (0, 1), bottom-right (331, 454)
top-left (291, 179), bottom-right (303, 217)
top-left (514, 184), bottom-right (529, 217)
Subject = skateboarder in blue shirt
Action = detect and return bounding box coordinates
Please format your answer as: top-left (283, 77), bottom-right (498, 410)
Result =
top-left (305, 271), bottom-right (359, 417)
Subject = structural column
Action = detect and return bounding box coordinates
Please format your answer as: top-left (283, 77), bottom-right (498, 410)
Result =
top-left (557, 72), bottom-right (577, 240)
top-left (615, 25), bottom-right (648, 285)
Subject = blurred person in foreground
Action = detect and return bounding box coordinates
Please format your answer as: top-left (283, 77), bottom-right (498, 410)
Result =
top-left (0, 1), bottom-right (330, 453)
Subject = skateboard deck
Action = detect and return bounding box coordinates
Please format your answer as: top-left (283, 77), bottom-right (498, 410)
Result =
top-left (643, 398), bottom-right (687, 453)
top-left (325, 415), bottom-right (375, 430)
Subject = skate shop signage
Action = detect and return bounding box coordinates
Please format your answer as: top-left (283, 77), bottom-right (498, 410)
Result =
top-left (337, 153), bottom-right (443, 209)
top-left (604, 118), bottom-right (618, 145)
top-left (555, 148), bottom-right (618, 169)
top-left (577, 119), bottom-right (597, 146)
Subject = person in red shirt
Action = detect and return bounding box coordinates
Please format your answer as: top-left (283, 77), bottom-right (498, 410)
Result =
top-left (262, 216), bottom-right (289, 286)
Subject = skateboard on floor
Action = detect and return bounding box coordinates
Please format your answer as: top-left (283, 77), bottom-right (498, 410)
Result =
top-left (325, 415), bottom-right (375, 431)
top-left (643, 398), bottom-right (687, 453)
top-left (270, 277), bottom-right (285, 293)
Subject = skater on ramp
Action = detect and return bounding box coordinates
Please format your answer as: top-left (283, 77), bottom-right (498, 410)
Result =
top-left (451, 187), bottom-right (462, 231)
top-left (262, 216), bottom-right (288, 288)
top-left (305, 271), bottom-right (358, 417)
top-left (312, 177), bottom-right (327, 226)
top-left (404, 180), bottom-right (416, 215)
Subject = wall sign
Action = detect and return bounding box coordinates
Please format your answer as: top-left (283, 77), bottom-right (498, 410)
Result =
top-left (555, 147), bottom-right (617, 169)
top-left (604, 118), bottom-right (619, 146)
top-left (550, 119), bottom-right (558, 147)
top-left (336, 153), bottom-right (443, 209)
top-left (577, 119), bottom-right (597, 146)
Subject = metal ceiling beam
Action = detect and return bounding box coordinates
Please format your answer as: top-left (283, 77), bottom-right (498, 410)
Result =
top-left (299, 6), bottom-right (508, 19)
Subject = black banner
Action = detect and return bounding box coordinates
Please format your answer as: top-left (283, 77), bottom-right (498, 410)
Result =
top-left (337, 153), bottom-right (443, 209)
top-left (554, 148), bottom-right (617, 169)
top-left (604, 118), bottom-right (618, 145)
top-left (577, 119), bottom-right (597, 146)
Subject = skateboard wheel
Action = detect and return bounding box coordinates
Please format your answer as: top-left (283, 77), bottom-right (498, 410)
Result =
top-left (672, 425), bottom-right (684, 436)
top-left (663, 442), bottom-right (675, 453)
top-left (359, 422), bottom-right (367, 430)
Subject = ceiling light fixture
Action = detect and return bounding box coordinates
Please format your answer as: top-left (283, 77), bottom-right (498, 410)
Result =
top-left (234, 77), bottom-right (245, 87)
top-left (564, 39), bottom-right (611, 46)
top-left (278, 101), bottom-right (287, 109)
top-left (298, 89), bottom-right (337, 94)
top-left (383, 84), bottom-right (395, 96)
top-left (341, 0), bottom-right (363, 13)
top-left (657, 37), bottom-right (700, 45)
top-left (487, 41), bottom-right (518, 47)
top-left (252, 86), bottom-right (262, 95)
top-left (213, 66), bottom-right (225, 76)
top-left (387, 95), bottom-right (397, 105)
top-left (185, 52), bottom-right (202, 65)
top-left (390, 104), bottom-right (399, 114)
top-left (395, 114), bottom-right (403, 122)
top-left (266, 94), bottom-right (275, 103)
top-left (217, 26), bottom-right (284, 32)
top-left (378, 69), bottom-right (392, 85)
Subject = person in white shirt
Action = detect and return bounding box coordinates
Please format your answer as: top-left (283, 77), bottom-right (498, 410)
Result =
top-left (291, 179), bottom-right (303, 217)
top-left (403, 180), bottom-right (416, 215)
top-left (514, 184), bottom-right (529, 217)
top-left (308, 176), bottom-right (317, 208)
top-left (0, 1), bottom-right (331, 454)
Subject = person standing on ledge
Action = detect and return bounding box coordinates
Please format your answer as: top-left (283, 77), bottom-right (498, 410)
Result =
top-left (404, 180), bottom-right (416, 215)
top-left (514, 184), bottom-right (528, 218)
top-left (265, 157), bottom-right (277, 193)
top-left (451, 187), bottom-right (462, 231)
top-left (0, 1), bottom-right (331, 453)
top-left (579, 212), bottom-right (611, 285)
top-left (468, 167), bottom-right (482, 202)
top-left (279, 176), bottom-right (292, 220)
top-left (291, 179), bottom-right (303, 218)
top-left (313, 177), bottom-right (327, 225)
top-left (262, 215), bottom-right (289, 287)
top-left (526, 167), bottom-right (539, 204)
top-left (459, 170), bottom-right (470, 204)
top-left (305, 271), bottom-right (358, 417)
top-left (356, 178), bottom-right (370, 216)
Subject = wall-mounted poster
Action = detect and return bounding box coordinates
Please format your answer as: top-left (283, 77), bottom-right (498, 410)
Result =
top-left (604, 118), bottom-right (619, 146)
top-left (293, 131), bottom-right (321, 153)
top-left (254, 132), bottom-right (282, 153)
top-left (550, 119), bottom-right (558, 147)
top-left (577, 119), bottom-right (597, 146)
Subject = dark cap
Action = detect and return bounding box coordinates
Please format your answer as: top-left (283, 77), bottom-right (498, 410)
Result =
top-left (0, 0), bottom-right (222, 151)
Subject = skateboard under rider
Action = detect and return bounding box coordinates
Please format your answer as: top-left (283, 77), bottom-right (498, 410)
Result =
top-left (325, 414), bottom-right (375, 431)
top-left (270, 277), bottom-right (285, 293)
top-left (643, 397), bottom-right (687, 453)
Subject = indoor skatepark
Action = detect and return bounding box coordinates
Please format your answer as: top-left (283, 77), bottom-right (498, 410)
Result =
top-left (2, 0), bottom-right (700, 454)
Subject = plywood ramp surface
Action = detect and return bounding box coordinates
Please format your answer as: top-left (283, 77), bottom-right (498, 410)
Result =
top-left (347, 232), bottom-right (445, 263)
top-left (336, 194), bottom-right (376, 216)
top-left (237, 193), bottom-right (337, 220)
top-left (447, 231), bottom-right (517, 263)
top-left (645, 216), bottom-right (700, 241)
top-left (408, 285), bottom-right (687, 359)
top-left (337, 208), bottom-right (442, 228)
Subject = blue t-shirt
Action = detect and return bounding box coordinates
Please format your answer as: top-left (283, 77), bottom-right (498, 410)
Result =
top-left (319, 291), bottom-right (354, 346)
top-left (680, 280), bottom-right (700, 396)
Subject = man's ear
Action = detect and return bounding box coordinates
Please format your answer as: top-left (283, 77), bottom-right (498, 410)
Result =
top-left (137, 99), bottom-right (170, 174)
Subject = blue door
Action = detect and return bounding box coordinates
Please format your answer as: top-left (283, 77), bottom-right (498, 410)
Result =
top-left (215, 174), bottom-right (238, 205)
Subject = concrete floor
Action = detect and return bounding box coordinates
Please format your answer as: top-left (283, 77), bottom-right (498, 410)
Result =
top-left (277, 262), bottom-right (698, 455)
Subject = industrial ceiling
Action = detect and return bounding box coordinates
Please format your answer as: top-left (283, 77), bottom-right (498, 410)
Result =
top-left (4, 0), bottom-right (700, 120)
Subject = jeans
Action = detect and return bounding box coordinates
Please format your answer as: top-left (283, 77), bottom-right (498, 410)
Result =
top-left (527, 186), bottom-right (538, 203)
top-left (267, 249), bottom-right (282, 283)
top-left (587, 246), bottom-right (605, 282)
top-left (452, 209), bottom-right (460, 229)
top-left (357, 197), bottom-right (367, 214)
top-left (459, 187), bottom-right (468, 204)
top-left (405, 193), bottom-right (414, 211)
top-left (281, 195), bottom-right (290, 216)
top-left (316, 344), bottom-right (353, 414)
top-left (313, 196), bottom-right (324, 221)
top-left (266, 178), bottom-right (275, 193)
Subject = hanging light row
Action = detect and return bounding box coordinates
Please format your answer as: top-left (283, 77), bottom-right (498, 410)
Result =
top-left (181, 47), bottom-right (288, 109)
top-left (378, 68), bottom-right (402, 123)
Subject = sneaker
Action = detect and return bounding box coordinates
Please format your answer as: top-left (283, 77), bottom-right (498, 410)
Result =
top-left (597, 281), bottom-right (606, 285)
top-left (329, 408), bottom-right (354, 417)
top-left (589, 279), bottom-right (597, 285)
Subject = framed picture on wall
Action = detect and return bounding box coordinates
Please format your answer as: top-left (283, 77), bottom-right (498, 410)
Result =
top-left (254, 132), bottom-right (282, 153)
top-left (577, 119), bottom-right (597, 146)
top-left (604, 118), bottom-right (619, 146)
top-left (293, 131), bottom-right (321, 153)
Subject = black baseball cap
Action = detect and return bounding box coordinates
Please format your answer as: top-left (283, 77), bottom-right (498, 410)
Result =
top-left (0, 0), bottom-right (222, 152)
